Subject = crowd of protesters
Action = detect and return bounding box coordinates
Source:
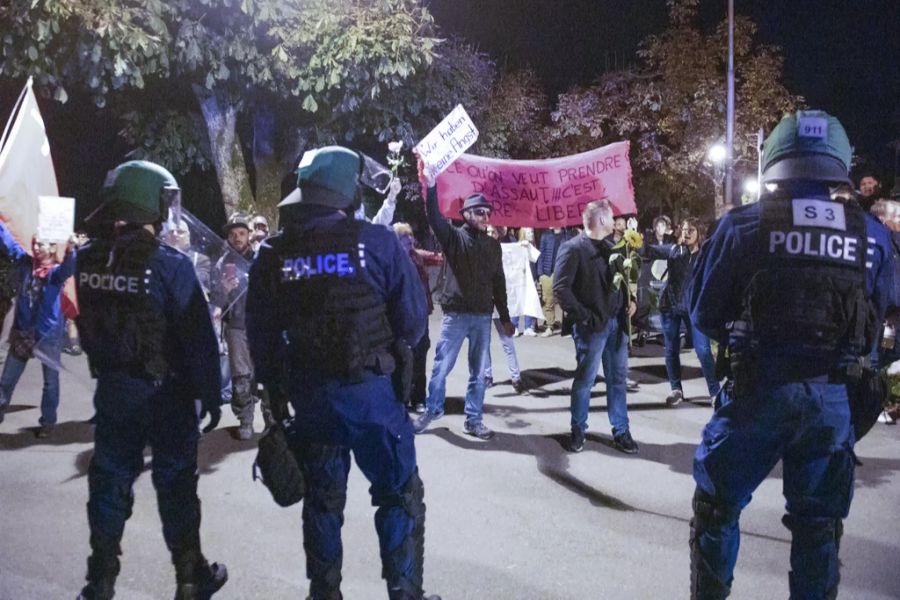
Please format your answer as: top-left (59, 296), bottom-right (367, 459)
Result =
top-left (1, 162), bottom-right (898, 441)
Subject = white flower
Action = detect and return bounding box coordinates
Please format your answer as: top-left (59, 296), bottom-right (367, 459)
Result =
top-left (388, 141), bottom-right (403, 153)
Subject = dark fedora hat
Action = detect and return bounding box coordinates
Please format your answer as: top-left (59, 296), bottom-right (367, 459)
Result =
top-left (458, 194), bottom-right (492, 215)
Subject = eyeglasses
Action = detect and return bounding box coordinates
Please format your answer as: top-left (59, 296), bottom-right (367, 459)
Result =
top-left (469, 208), bottom-right (492, 218)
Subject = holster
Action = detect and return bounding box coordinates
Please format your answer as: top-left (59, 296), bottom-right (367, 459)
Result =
top-left (847, 366), bottom-right (889, 442)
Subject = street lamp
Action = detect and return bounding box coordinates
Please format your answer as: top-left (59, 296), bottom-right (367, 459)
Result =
top-left (708, 144), bottom-right (727, 214)
top-left (708, 144), bottom-right (727, 163)
top-left (743, 177), bottom-right (759, 202)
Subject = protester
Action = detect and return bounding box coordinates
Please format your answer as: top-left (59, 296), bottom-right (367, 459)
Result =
top-left (0, 224), bottom-right (75, 438)
top-left (210, 213), bottom-right (256, 440)
top-left (0, 248), bottom-right (17, 366)
top-left (869, 199), bottom-right (900, 424)
top-left (688, 111), bottom-right (894, 599)
top-left (536, 227), bottom-right (574, 336)
top-left (634, 215), bottom-right (676, 346)
top-left (413, 154), bottom-right (514, 440)
top-left (481, 225), bottom-right (537, 394)
top-left (394, 221), bottom-right (444, 413)
top-left (513, 227), bottom-right (540, 336)
top-left (247, 146), bottom-right (438, 600)
top-left (249, 214), bottom-right (269, 254)
top-left (553, 200), bottom-right (638, 454)
top-left (74, 160), bottom-right (225, 599)
top-left (856, 169), bottom-right (883, 211)
top-left (641, 217), bottom-right (720, 406)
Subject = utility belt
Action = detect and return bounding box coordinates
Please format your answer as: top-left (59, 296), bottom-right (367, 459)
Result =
top-left (90, 362), bottom-right (169, 386)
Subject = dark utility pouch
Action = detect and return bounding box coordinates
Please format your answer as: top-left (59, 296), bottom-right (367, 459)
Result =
top-left (253, 423), bottom-right (305, 507)
top-left (848, 367), bottom-right (889, 442)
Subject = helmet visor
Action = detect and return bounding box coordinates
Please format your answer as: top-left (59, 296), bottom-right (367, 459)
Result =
top-left (359, 154), bottom-right (393, 195)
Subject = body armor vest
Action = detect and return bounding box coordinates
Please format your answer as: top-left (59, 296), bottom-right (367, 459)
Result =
top-left (76, 232), bottom-right (169, 381)
top-left (740, 196), bottom-right (874, 368)
top-left (272, 219), bottom-right (394, 381)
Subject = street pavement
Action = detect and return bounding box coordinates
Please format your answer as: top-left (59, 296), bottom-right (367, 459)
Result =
top-left (1, 314), bottom-right (899, 600)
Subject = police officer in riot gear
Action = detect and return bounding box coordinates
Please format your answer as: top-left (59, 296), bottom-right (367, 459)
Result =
top-left (688, 111), bottom-right (894, 599)
top-left (246, 146), bottom-right (438, 600)
top-left (75, 160), bottom-right (226, 600)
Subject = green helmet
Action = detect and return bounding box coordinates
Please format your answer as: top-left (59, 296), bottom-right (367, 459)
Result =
top-left (278, 146), bottom-right (362, 210)
top-left (761, 110), bottom-right (852, 185)
top-left (88, 160), bottom-right (180, 224)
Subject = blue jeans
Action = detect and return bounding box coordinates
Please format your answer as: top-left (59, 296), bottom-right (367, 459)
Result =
top-left (0, 351), bottom-right (61, 425)
top-left (484, 318), bottom-right (520, 382)
top-left (570, 318), bottom-right (629, 435)
top-left (426, 312), bottom-right (492, 425)
top-left (515, 315), bottom-right (536, 332)
top-left (661, 311), bottom-right (720, 396)
top-left (692, 381), bottom-right (854, 598)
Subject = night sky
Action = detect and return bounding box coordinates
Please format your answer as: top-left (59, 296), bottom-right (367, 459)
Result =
top-left (428, 0), bottom-right (899, 178)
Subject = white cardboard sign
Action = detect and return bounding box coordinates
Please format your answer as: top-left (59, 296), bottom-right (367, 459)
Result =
top-left (414, 104), bottom-right (478, 180)
top-left (37, 195), bottom-right (75, 243)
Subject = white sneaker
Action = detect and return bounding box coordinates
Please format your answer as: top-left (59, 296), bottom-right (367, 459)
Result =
top-left (524, 328), bottom-right (537, 337)
top-left (666, 390), bottom-right (684, 407)
top-left (513, 331), bottom-right (523, 338)
top-left (878, 410), bottom-right (896, 425)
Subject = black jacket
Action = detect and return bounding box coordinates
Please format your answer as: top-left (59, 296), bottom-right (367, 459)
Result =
top-left (425, 186), bottom-right (510, 320)
top-left (643, 243), bottom-right (700, 314)
top-left (553, 232), bottom-right (627, 333)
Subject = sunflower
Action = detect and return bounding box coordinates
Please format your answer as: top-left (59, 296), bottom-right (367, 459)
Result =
top-left (623, 229), bottom-right (643, 249)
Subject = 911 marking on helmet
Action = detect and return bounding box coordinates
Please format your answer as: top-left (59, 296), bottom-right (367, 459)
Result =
top-left (281, 252), bottom-right (355, 281)
top-left (78, 271), bottom-right (144, 294)
top-left (768, 230), bottom-right (859, 262)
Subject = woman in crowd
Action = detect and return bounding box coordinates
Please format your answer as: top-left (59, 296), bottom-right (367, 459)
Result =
top-left (393, 222), bottom-right (443, 412)
top-left (0, 221), bottom-right (76, 437)
top-left (642, 217), bottom-right (719, 406)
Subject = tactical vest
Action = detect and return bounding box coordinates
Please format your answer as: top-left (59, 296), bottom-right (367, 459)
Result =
top-left (76, 232), bottom-right (169, 381)
top-left (272, 219), bottom-right (394, 381)
top-left (740, 196), bottom-right (875, 368)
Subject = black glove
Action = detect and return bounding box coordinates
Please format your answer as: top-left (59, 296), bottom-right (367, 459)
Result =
top-left (199, 400), bottom-right (222, 433)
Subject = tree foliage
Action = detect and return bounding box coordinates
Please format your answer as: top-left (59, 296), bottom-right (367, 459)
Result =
top-left (549, 0), bottom-right (802, 218)
top-left (0, 0), bottom-right (469, 220)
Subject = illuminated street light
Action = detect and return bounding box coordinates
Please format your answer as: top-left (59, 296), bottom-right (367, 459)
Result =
top-left (708, 144), bottom-right (727, 163)
top-left (743, 178), bottom-right (759, 195)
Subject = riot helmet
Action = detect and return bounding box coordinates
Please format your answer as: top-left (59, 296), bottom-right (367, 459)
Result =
top-left (87, 160), bottom-right (180, 225)
top-left (278, 145), bottom-right (393, 211)
top-left (761, 110), bottom-right (852, 185)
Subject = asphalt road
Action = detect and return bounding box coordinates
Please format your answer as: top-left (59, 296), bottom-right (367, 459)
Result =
top-left (1, 314), bottom-right (899, 600)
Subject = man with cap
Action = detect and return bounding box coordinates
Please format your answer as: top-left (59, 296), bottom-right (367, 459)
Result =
top-left (210, 212), bottom-right (256, 440)
top-left (688, 111), bottom-right (894, 599)
top-left (411, 155), bottom-right (515, 440)
top-left (246, 146), bottom-right (437, 600)
top-left (74, 160), bottom-right (226, 599)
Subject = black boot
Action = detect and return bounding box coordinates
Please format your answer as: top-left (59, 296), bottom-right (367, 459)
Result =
top-left (76, 554), bottom-right (120, 600)
top-left (173, 549), bottom-right (227, 600)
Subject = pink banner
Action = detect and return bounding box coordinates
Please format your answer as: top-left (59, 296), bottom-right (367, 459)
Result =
top-left (435, 141), bottom-right (635, 227)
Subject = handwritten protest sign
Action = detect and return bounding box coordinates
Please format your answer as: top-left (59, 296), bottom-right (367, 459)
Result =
top-left (37, 195), bottom-right (74, 242)
top-left (415, 105), bottom-right (479, 181)
top-left (435, 142), bottom-right (635, 228)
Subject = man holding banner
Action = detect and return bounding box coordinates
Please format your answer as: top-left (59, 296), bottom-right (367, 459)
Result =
top-left (413, 156), bottom-right (514, 441)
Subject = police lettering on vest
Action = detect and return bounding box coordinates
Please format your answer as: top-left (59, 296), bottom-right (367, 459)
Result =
top-left (765, 198), bottom-right (862, 265)
top-left (78, 271), bottom-right (146, 294)
top-left (282, 252), bottom-right (356, 281)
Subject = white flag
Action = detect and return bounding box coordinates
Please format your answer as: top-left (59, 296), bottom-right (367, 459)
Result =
top-left (0, 78), bottom-right (60, 252)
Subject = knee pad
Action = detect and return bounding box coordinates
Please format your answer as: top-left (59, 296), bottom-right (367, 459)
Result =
top-left (782, 514), bottom-right (837, 547)
top-left (372, 470), bottom-right (425, 519)
top-left (691, 489), bottom-right (739, 534)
